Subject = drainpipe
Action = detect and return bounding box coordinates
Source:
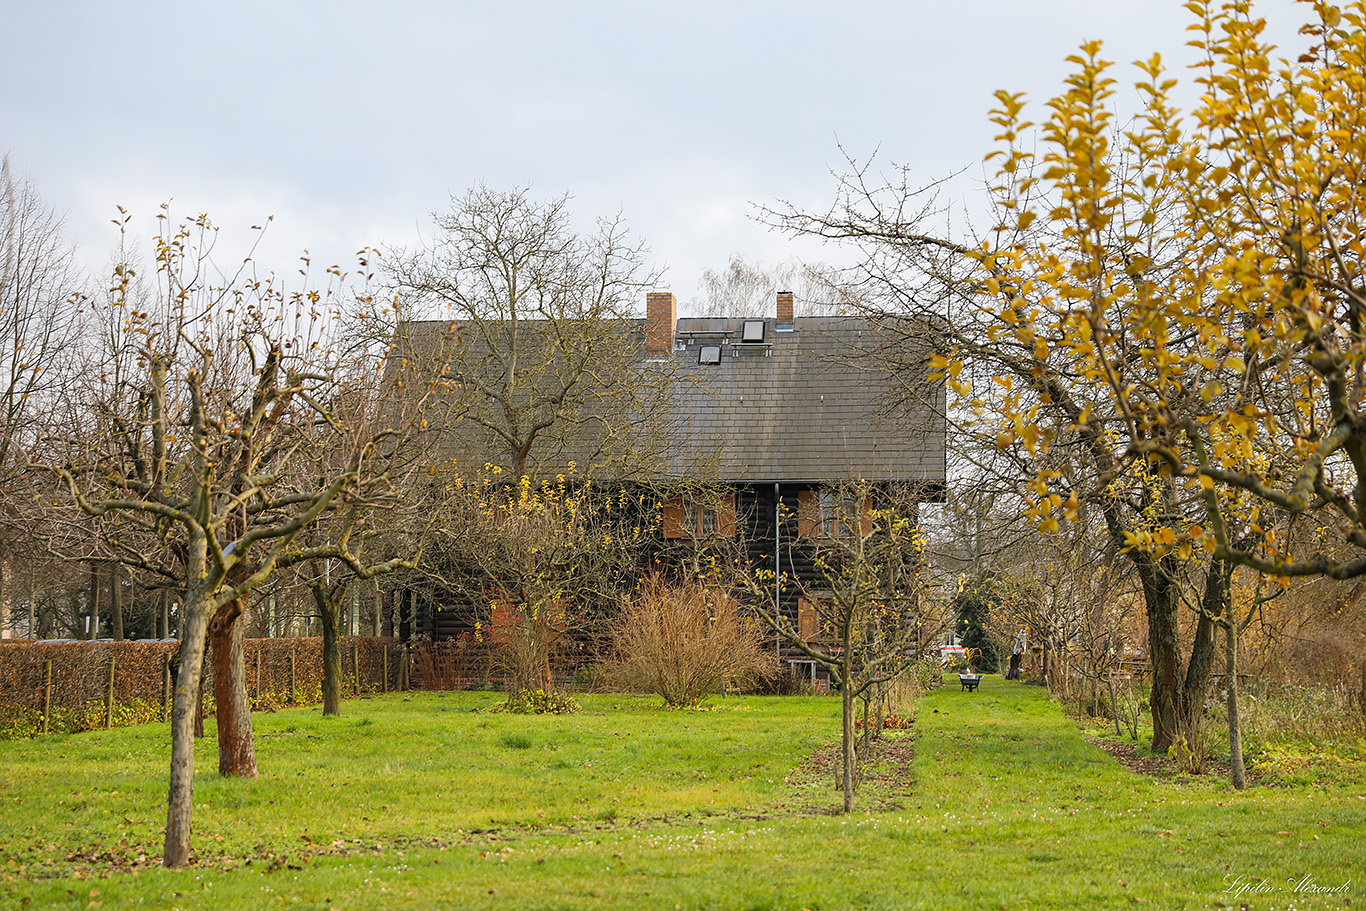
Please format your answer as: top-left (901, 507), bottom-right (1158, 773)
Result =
top-left (774, 482), bottom-right (782, 657)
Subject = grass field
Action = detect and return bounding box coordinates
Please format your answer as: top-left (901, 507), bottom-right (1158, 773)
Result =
top-left (2, 680), bottom-right (1363, 910)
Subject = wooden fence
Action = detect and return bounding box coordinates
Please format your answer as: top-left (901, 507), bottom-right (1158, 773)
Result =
top-left (0, 637), bottom-right (403, 737)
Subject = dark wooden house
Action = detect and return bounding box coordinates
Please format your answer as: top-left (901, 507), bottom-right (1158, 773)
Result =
top-left (384, 290), bottom-right (946, 677)
top-left (647, 291), bottom-right (945, 679)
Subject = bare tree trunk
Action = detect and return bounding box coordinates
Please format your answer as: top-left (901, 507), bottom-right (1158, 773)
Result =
top-left (164, 589), bottom-right (212, 867)
top-left (0, 553), bottom-right (11, 640)
top-left (209, 599), bottom-right (257, 777)
top-left (111, 564), bottom-right (125, 642)
top-left (1107, 670), bottom-right (1121, 736)
top-left (1143, 567), bottom-right (1183, 753)
top-left (317, 588), bottom-right (342, 716)
top-left (841, 670), bottom-right (856, 813)
top-left (88, 562), bottom-right (101, 640)
top-left (1182, 557), bottom-right (1226, 724)
top-left (1225, 604), bottom-right (1247, 790)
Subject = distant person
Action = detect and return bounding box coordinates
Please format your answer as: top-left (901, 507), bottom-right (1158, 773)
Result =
top-left (1007, 628), bottom-right (1027, 680)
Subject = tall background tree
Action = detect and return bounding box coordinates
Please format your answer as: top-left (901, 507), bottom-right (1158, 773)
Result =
top-left (0, 157), bottom-right (84, 639)
top-left (771, 0), bottom-right (1366, 762)
top-left (952, 573), bottom-right (1008, 674)
top-left (384, 185), bottom-right (672, 481)
top-left (688, 253), bottom-right (850, 317)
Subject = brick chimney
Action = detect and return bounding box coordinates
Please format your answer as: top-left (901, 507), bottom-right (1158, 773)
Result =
top-left (646, 291), bottom-right (676, 356)
top-left (776, 290), bottom-right (795, 331)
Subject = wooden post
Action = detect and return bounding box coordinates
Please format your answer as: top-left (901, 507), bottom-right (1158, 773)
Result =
top-left (255, 645), bottom-right (262, 701)
top-left (381, 644), bottom-right (388, 694)
top-left (289, 647), bottom-right (297, 704)
top-left (42, 659), bottom-right (52, 734)
top-left (161, 652), bottom-right (172, 721)
top-left (352, 641), bottom-right (360, 695)
top-left (105, 655), bottom-right (116, 729)
top-left (88, 562), bottom-right (101, 640)
top-left (399, 646), bottom-right (408, 691)
top-left (111, 565), bottom-right (124, 642)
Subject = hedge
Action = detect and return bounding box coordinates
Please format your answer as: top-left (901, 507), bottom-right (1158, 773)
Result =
top-left (0, 636), bottom-right (403, 739)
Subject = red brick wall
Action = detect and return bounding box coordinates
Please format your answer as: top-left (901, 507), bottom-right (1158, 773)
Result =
top-left (646, 291), bottom-right (676, 355)
top-left (776, 290), bottom-right (794, 325)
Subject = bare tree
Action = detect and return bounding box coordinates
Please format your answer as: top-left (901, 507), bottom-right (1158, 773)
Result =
top-left (286, 457), bottom-right (432, 717)
top-left (687, 253), bottom-right (850, 318)
top-left (732, 481), bottom-right (924, 812)
top-left (384, 185), bottom-right (671, 481)
top-left (45, 209), bottom-right (425, 867)
top-left (427, 468), bottom-right (650, 698)
top-left (0, 157), bottom-right (84, 638)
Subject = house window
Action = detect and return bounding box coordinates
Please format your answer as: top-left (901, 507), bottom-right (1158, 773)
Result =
top-left (663, 490), bottom-right (737, 539)
top-left (799, 486), bottom-right (872, 539)
top-left (685, 500), bottom-right (717, 537)
top-left (818, 488), bottom-right (847, 538)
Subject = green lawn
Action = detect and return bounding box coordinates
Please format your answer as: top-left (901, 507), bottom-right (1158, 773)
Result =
top-left (2, 680), bottom-right (1362, 910)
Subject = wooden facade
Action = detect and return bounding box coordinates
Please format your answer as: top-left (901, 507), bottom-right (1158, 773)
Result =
top-left (385, 294), bottom-right (947, 685)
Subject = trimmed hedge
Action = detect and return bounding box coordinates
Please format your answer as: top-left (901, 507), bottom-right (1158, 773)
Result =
top-left (0, 636), bottom-right (402, 738)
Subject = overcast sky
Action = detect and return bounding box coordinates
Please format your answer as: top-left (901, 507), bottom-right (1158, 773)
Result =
top-left (3, 1), bottom-right (1306, 314)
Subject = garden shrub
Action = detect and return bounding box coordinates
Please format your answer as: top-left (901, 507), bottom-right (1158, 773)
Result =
top-left (608, 576), bottom-right (776, 708)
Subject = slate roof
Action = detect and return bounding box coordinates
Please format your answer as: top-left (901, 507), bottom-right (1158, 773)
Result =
top-left (662, 317), bottom-right (945, 485)
top-left (384, 317), bottom-right (665, 480)
top-left (389, 314), bottom-right (945, 488)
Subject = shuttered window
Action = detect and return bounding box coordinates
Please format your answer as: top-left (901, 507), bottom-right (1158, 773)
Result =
top-left (663, 490), bottom-right (738, 539)
top-left (798, 486), bottom-right (876, 539)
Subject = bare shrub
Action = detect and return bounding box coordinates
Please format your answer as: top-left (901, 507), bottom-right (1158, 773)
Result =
top-left (856, 674), bottom-right (921, 743)
top-left (490, 600), bottom-right (571, 695)
top-left (1172, 714), bottom-right (1215, 776)
top-left (1242, 682), bottom-right (1366, 740)
top-left (609, 577), bottom-right (776, 708)
top-left (412, 634), bottom-right (489, 690)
